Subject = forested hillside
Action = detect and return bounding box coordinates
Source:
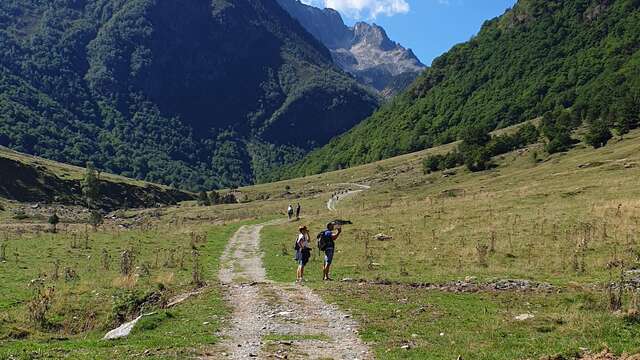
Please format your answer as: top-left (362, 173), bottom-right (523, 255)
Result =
top-left (279, 0), bottom-right (640, 178)
top-left (0, 0), bottom-right (378, 190)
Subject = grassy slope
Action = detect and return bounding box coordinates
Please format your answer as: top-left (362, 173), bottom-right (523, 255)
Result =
top-left (0, 220), bottom-right (249, 359)
top-left (0, 146), bottom-right (194, 211)
top-left (0, 146), bottom-right (155, 186)
top-left (258, 129), bottom-right (640, 359)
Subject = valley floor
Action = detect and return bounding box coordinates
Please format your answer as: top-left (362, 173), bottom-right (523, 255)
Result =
top-left (2, 130), bottom-right (640, 359)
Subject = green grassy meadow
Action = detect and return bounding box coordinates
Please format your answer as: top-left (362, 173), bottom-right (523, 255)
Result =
top-left (0, 219), bottom-right (249, 359)
top-left (259, 129), bottom-right (640, 359)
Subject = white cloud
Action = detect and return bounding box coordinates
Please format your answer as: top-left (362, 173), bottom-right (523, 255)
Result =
top-left (301, 0), bottom-right (410, 19)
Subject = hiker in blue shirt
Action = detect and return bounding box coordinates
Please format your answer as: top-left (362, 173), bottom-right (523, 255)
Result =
top-left (317, 222), bottom-right (342, 281)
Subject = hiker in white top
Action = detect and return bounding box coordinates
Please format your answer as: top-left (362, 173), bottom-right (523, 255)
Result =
top-left (295, 225), bottom-right (311, 283)
top-left (287, 204), bottom-right (294, 220)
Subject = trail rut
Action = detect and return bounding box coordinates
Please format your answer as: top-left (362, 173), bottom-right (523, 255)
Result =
top-left (217, 222), bottom-right (371, 359)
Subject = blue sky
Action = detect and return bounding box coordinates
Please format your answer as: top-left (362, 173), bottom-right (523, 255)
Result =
top-left (302, 0), bottom-right (517, 66)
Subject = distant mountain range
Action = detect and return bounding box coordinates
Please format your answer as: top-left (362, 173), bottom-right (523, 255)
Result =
top-left (276, 0), bottom-right (425, 96)
top-left (281, 0), bottom-right (640, 178)
top-left (0, 0), bottom-right (379, 190)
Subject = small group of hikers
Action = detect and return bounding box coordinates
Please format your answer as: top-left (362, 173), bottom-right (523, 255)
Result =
top-left (287, 203), bottom-right (301, 220)
top-left (294, 222), bottom-right (341, 283)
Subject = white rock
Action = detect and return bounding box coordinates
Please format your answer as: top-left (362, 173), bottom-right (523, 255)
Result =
top-left (374, 233), bottom-right (393, 241)
top-left (514, 313), bottom-right (535, 321)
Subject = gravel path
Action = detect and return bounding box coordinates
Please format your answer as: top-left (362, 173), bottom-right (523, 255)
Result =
top-left (217, 221), bottom-right (372, 359)
top-left (327, 183), bottom-right (371, 211)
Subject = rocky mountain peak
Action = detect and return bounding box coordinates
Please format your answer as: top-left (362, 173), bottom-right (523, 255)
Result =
top-left (352, 22), bottom-right (396, 51)
top-left (276, 0), bottom-right (425, 97)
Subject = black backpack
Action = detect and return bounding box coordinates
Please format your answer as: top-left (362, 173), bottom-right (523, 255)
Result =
top-left (317, 231), bottom-right (331, 251)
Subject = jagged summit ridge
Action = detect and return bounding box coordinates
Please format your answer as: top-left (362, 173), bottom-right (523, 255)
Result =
top-left (276, 0), bottom-right (425, 96)
top-left (347, 22), bottom-right (424, 75)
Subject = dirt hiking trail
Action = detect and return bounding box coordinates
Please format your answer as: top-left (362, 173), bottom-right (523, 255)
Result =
top-left (217, 221), bottom-right (372, 359)
top-left (327, 183), bottom-right (371, 211)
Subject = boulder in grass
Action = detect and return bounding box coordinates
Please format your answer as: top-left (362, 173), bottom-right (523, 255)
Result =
top-left (103, 312), bottom-right (156, 340)
top-left (514, 313), bottom-right (534, 321)
top-left (374, 233), bottom-right (393, 241)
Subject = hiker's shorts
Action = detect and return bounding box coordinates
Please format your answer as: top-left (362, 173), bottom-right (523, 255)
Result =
top-left (324, 247), bottom-right (334, 265)
top-left (297, 249), bottom-right (311, 266)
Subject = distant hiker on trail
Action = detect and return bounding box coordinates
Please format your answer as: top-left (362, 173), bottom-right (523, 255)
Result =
top-left (295, 203), bottom-right (301, 220)
top-left (287, 204), bottom-right (293, 220)
top-left (317, 222), bottom-right (342, 281)
top-left (295, 225), bottom-right (311, 283)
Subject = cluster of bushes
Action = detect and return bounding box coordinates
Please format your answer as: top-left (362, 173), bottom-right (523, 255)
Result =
top-left (424, 93), bottom-right (640, 175)
top-left (540, 93), bottom-right (639, 155)
top-left (423, 123), bottom-right (540, 173)
top-left (197, 191), bottom-right (237, 206)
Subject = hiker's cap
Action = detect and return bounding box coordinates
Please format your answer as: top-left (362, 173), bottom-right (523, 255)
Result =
top-left (299, 225), bottom-right (308, 231)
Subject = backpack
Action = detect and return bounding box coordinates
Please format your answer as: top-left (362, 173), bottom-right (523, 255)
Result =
top-left (294, 236), bottom-right (301, 251)
top-left (317, 230), bottom-right (332, 251)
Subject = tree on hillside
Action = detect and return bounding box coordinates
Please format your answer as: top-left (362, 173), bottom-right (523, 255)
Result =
top-left (48, 212), bottom-right (60, 233)
top-left (459, 125), bottom-right (492, 172)
top-left (463, 146), bottom-right (492, 172)
top-left (585, 117), bottom-right (613, 149)
top-left (209, 191), bottom-right (221, 205)
top-left (460, 125), bottom-right (491, 148)
top-left (89, 210), bottom-right (103, 232)
top-left (222, 193), bottom-right (237, 204)
top-left (614, 96), bottom-right (639, 139)
top-left (541, 110), bottom-right (576, 154)
top-left (197, 191), bottom-right (211, 206)
top-left (82, 162), bottom-right (100, 209)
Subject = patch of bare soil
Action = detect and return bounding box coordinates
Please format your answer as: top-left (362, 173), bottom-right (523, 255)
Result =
top-left (216, 222), bottom-right (371, 359)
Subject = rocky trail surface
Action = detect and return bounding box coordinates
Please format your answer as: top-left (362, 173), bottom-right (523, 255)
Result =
top-left (217, 221), bottom-right (371, 359)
